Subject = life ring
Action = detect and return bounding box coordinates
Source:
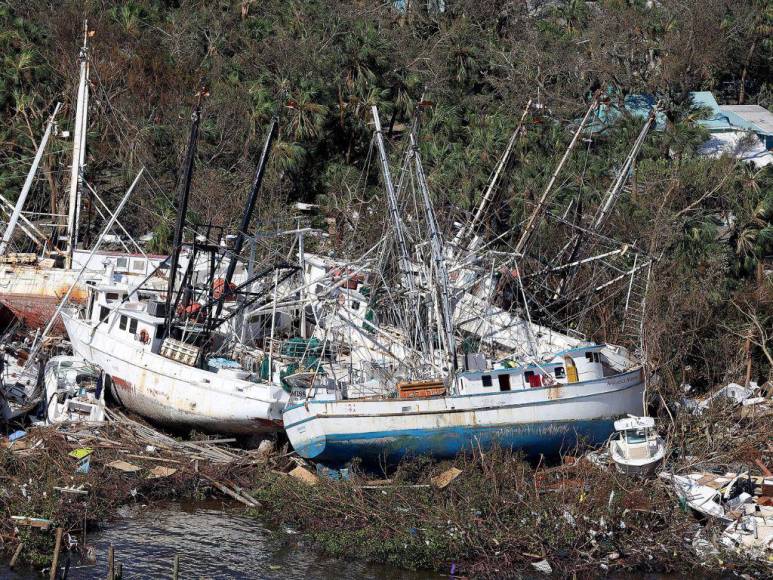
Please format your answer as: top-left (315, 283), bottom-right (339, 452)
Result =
top-left (138, 329), bottom-right (150, 344)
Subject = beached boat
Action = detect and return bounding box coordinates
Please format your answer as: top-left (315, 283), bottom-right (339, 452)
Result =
top-left (284, 105), bottom-right (653, 465)
top-left (0, 24), bottom-right (173, 331)
top-left (61, 284), bottom-right (288, 434)
top-left (284, 344), bottom-right (645, 464)
top-left (0, 344), bottom-right (43, 421)
top-left (609, 415), bottom-right (665, 476)
top-left (0, 250), bottom-right (169, 330)
top-left (44, 355), bottom-right (105, 424)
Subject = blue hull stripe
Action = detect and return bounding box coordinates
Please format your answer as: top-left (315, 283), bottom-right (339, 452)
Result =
top-left (294, 418), bottom-right (616, 465)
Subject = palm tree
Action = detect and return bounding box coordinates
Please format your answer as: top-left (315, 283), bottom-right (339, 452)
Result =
top-left (285, 86), bottom-right (328, 142)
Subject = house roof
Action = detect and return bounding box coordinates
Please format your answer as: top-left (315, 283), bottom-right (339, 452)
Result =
top-left (583, 93), bottom-right (666, 133)
top-left (721, 105), bottom-right (773, 135)
top-left (691, 92), bottom-right (773, 136)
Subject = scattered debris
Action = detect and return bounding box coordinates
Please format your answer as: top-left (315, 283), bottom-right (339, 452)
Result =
top-left (11, 516), bottom-right (51, 530)
top-left (147, 466), bottom-right (178, 479)
top-left (107, 460), bottom-right (142, 473)
top-left (531, 559), bottom-right (552, 574)
top-left (289, 465), bottom-right (319, 486)
top-left (431, 467), bottom-right (463, 489)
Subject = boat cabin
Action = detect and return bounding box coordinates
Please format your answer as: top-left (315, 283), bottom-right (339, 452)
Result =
top-left (456, 345), bottom-right (612, 395)
top-left (612, 416), bottom-right (659, 461)
top-left (86, 284), bottom-right (168, 354)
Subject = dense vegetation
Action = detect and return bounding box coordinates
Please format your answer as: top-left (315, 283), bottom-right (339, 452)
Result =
top-left (0, 0), bottom-right (771, 393)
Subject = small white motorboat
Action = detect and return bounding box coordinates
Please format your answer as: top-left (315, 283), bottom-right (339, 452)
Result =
top-left (609, 416), bottom-right (665, 476)
top-left (44, 356), bottom-right (106, 424)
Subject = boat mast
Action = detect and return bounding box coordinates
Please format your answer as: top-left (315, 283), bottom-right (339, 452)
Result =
top-left (65, 21), bottom-right (91, 268)
top-left (592, 105), bottom-right (659, 231)
top-left (514, 92), bottom-right (600, 256)
top-left (372, 105), bottom-right (429, 352)
top-left (409, 120), bottom-right (457, 372)
top-left (164, 86), bottom-right (205, 330)
top-left (552, 106), bottom-right (658, 301)
top-left (0, 103), bottom-right (62, 256)
top-left (212, 116), bottom-right (277, 322)
top-left (372, 106), bottom-right (415, 290)
top-left (452, 100), bottom-right (532, 257)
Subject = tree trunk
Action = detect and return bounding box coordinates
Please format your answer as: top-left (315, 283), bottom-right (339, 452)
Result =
top-left (739, 39), bottom-right (756, 105)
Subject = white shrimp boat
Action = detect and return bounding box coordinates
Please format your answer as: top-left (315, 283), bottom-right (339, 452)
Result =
top-left (284, 344), bottom-right (645, 464)
top-left (62, 284), bottom-right (288, 434)
top-left (44, 355), bottom-right (106, 424)
top-left (609, 415), bottom-right (665, 476)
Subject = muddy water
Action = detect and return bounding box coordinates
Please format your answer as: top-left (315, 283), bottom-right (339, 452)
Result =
top-left (3, 501), bottom-right (440, 579)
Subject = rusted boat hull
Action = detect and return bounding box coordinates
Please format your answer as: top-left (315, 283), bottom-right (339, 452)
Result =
top-left (0, 293), bottom-right (86, 331)
top-left (0, 265), bottom-right (89, 331)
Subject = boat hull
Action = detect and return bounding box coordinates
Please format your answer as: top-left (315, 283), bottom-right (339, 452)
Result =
top-left (0, 266), bottom-right (88, 330)
top-left (284, 368), bottom-right (645, 464)
top-left (610, 439), bottom-right (666, 477)
top-left (62, 311), bottom-right (287, 435)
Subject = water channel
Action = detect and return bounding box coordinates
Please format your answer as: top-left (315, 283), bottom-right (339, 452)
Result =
top-left (2, 501), bottom-right (440, 579)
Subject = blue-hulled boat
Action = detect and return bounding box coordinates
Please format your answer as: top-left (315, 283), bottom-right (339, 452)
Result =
top-left (283, 344), bottom-right (645, 465)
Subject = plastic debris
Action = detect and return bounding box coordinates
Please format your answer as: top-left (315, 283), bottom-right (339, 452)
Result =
top-left (531, 559), bottom-right (552, 574)
top-left (315, 464), bottom-right (350, 481)
top-left (8, 430), bottom-right (27, 442)
top-left (76, 456), bottom-right (90, 474)
top-left (68, 447), bottom-right (93, 460)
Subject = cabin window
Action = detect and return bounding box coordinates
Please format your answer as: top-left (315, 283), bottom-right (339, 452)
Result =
top-left (99, 306), bottom-right (110, 322)
top-left (106, 292), bottom-right (120, 302)
top-left (129, 318), bottom-right (138, 334)
top-left (498, 374), bottom-right (511, 391)
top-left (585, 352), bottom-right (601, 363)
top-left (119, 315), bottom-right (127, 330)
top-left (481, 374), bottom-right (493, 387)
top-left (116, 257), bottom-right (128, 270)
top-left (315, 284), bottom-right (323, 294)
top-left (351, 300), bottom-right (360, 311)
top-left (554, 366), bottom-right (566, 379)
top-left (131, 259), bottom-right (145, 272)
top-left (524, 371), bottom-right (542, 388)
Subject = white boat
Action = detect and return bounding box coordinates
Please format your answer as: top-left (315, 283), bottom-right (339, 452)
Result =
top-left (44, 355), bottom-right (105, 424)
top-left (658, 472), bottom-right (730, 521)
top-left (0, 345), bottom-right (43, 420)
top-left (62, 284), bottom-right (289, 435)
top-left (284, 344), bottom-right (645, 464)
top-left (609, 415), bottom-right (666, 476)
